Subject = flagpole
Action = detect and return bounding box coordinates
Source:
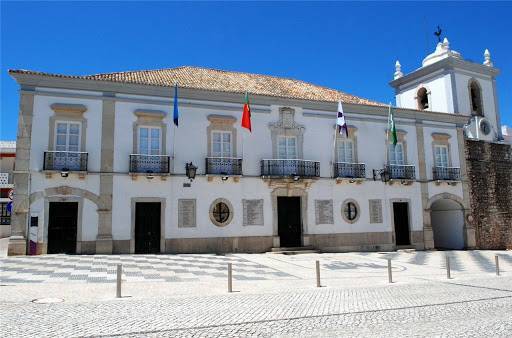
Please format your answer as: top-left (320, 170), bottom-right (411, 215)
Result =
top-left (331, 116), bottom-right (337, 178)
top-left (172, 84), bottom-right (178, 174)
top-left (385, 103), bottom-right (391, 166)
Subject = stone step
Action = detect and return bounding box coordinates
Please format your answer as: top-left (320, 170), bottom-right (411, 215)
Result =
top-left (269, 246), bottom-right (319, 255)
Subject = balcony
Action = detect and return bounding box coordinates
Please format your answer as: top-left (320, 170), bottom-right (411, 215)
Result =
top-left (44, 151), bottom-right (88, 172)
top-left (261, 159), bottom-right (320, 178)
top-left (129, 154), bottom-right (170, 174)
top-left (433, 166), bottom-right (461, 181)
top-left (334, 162), bottom-right (366, 179)
top-left (205, 157), bottom-right (242, 176)
top-left (385, 164), bottom-right (415, 180)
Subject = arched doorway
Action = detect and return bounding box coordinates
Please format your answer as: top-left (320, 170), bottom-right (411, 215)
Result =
top-left (430, 199), bottom-right (465, 249)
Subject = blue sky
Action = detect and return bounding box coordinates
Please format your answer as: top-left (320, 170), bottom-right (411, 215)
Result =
top-left (1, 1), bottom-right (511, 140)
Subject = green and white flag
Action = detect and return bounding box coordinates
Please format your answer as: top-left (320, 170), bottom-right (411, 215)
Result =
top-left (388, 104), bottom-right (397, 146)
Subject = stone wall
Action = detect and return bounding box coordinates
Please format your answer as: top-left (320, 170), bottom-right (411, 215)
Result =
top-left (465, 140), bottom-right (512, 249)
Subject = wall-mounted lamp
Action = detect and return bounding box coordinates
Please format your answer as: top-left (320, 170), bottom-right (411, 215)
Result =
top-left (221, 176), bottom-right (229, 181)
top-left (185, 162), bottom-right (197, 181)
top-left (146, 170), bottom-right (154, 180)
top-left (293, 175), bottom-right (300, 182)
top-left (60, 169), bottom-right (69, 178)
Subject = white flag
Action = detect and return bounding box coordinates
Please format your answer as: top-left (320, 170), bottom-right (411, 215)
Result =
top-left (336, 101), bottom-right (348, 137)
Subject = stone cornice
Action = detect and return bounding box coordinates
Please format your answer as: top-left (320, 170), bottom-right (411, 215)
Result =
top-left (389, 57), bottom-right (500, 89)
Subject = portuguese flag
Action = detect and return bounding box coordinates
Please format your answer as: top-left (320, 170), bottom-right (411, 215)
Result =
top-left (241, 92), bottom-right (252, 132)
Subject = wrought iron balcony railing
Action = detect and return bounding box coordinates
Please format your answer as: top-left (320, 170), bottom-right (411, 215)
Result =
top-left (385, 164), bottom-right (415, 180)
top-left (260, 159), bottom-right (320, 178)
top-left (44, 151), bottom-right (88, 171)
top-left (334, 162), bottom-right (366, 179)
top-left (205, 157), bottom-right (242, 175)
top-left (129, 154), bottom-right (170, 174)
top-left (433, 166), bottom-right (461, 181)
top-left (0, 173), bottom-right (12, 185)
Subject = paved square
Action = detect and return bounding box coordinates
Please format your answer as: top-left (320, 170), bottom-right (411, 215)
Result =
top-left (2, 250), bottom-right (512, 337)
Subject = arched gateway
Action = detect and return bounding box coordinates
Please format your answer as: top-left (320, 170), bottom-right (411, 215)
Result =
top-left (30, 186), bottom-right (102, 254)
top-left (428, 194), bottom-right (465, 250)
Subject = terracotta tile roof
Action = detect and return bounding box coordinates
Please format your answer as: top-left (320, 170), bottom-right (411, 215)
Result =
top-left (9, 66), bottom-right (385, 106)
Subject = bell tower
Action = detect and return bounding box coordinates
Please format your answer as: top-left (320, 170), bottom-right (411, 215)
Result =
top-left (389, 38), bottom-right (502, 141)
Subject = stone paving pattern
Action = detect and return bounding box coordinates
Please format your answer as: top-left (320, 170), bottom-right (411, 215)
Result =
top-left (1, 250), bottom-right (512, 337)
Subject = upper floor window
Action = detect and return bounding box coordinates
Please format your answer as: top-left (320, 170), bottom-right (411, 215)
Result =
top-left (434, 145), bottom-right (449, 167)
top-left (277, 135), bottom-right (297, 159)
top-left (337, 139), bottom-right (354, 163)
top-left (469, 80), bottom-right (483, 116)
top-left (138, 126), bottom-right (161, 155)
top-left (211, 131), bottom-right (232, 157)
top-left (388, 143), bottom-right (405, 165)
top-left (55, 121), bottom-right (81, 152)
top-left (417, 87), bottom-right (429, 111)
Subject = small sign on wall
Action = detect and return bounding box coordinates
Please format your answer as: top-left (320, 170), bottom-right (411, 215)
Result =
top-left (315, 199), bottom-right (334, 225)
top-left (369, 199), bottom-right (383, 224)
top-left (178, 199), bottom-right (196, 228)
top-left (243, 199), bottom-right (264, 226)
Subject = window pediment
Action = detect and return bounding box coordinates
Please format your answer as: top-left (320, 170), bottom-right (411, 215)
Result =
top-left (51, 103), bottom-right (87, 115)
top-left (134, 109), bottom-right (166, 120)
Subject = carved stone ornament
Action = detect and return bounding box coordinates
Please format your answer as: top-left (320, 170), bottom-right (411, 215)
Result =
top-left (269, 107), bottom-right (304, 131)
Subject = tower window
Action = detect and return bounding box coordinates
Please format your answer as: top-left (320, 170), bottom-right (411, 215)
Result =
top-left (469, 80), bottom-right (483, 116)
top-left (417, 88), bottom-right (429, 111)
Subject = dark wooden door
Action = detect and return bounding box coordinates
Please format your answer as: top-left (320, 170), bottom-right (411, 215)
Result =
top-left (48, 202), bottom-right (78, 254)
top-left (277, 197), bottom-right (302, 247)
top-left (393, 202), bottom-right (411, 245)
top-left (135, 202), bottom-right (161, 254)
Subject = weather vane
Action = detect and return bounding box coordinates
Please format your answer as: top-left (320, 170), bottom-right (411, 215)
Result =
top-left (434, 25), bottom-right (443, 43)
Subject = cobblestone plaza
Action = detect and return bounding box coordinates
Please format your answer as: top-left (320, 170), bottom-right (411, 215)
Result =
top-left (2, 250), bottom-right (512, 337)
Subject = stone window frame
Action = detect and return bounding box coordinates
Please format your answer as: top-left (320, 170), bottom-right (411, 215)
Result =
top-left (468, 78), bottom-right (484, 117)
top-left (207, 115), bottom-right (238, 158)
top-left (48, 103), bottom-right (87, 152)
top-left (341, 198), bottom-right (360, 224)
top-left (269, 107), bottom-right (305, 159)
top-left (384, 129), bottom-right (408, 165)
top-left (132, 109), bottom-right (167, 155)
top-left (431, 132), bottom-right (453, 167)
top-left (415, 86), bottom-right (432, 111)
top-left (334, 125), bottom-right (358, 163)
top-left (209, 198), bottom-right (234, 227)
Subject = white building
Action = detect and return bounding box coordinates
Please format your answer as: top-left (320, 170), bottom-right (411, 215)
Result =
top-left (502, 126), bottom-right (512, 144)
top-left (0, 141), bottom-right (16, 238)
top-left (7, 39), bottom-right (502, 255)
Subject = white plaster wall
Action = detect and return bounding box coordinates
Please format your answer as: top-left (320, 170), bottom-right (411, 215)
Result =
top-left (112, 175), bottom-right (274, 240)
top-left (396, 72), bottom-right (453, 113)
top-left (307, 180), bottom-right (423, 233)
top-left (453, 71), bottom-right (498, 133)
top-left (31, 94), bottom-right (103, 172)
top-left (30, 172), bottom-right (101, 196)
top-left (423, 126), bottom-right (460, 180)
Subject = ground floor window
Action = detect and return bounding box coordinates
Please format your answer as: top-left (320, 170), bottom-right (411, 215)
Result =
top-left (209, 198), bottom-right (233, 227)
top-left (342, 199), bottom-right (360, 223)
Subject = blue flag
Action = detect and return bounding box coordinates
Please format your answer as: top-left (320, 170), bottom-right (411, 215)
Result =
top-left (173, 84), bottom-right (179, 127)
top-left (6, 201), bottom-right (12, 213)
